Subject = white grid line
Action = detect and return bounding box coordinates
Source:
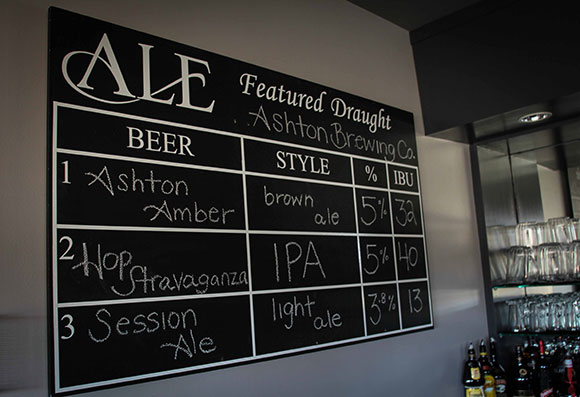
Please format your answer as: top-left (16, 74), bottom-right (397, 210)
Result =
top-left (350, 157), bottom-right (367, 336)
top-left (55, 102), bottom-right (420, 169)
top-left (55, 224), bottom-right (426, 238)
top-left (51, 101), bottom-right (433, 392)
top-left (241, 138), bottom-right (257, 357)
top-left (386, 164), bottom-right (404, 331)
top-left (55, 322), bottom-right (432, 394)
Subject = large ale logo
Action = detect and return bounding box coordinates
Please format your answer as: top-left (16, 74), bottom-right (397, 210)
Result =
top-left (61, 33), bottom-right (215, 112)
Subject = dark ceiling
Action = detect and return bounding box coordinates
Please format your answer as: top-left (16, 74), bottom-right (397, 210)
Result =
top-left (347, 0), bottom-right (481, 31)
top-left (347, 0), bottom-right (580, 172)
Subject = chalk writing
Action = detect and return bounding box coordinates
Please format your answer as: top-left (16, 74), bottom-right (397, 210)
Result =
top-left (263, 185), bottom-right (314, 208)
top-left (143, 200), bottom-right (235, 225)
top-left (160, 329), bottom-right (216, 360)
top-left (240, 73), bottom-right (326, 113)
top-left (273, 241), bottom-right (326, 283)
top-left (127, 126), bottom-right (195, 157)
top-left (330, 97), bottom-right (391, 133)
top-left (111, 265), bottom-right (248, 297)
top-left (50, 8), bottom-right (430, 393)
top-left (271, 295), bottom-right (315, 330)
top-left (85, 166), bottom-right (189, 197)
top-left (88, 307), bottom-right (197, 343)
top-left (270, 294), bottom-right (342, 331)
top-left (276, 150), bottom-right (330, 175)
top-left (68, 242), bottom-right (248, 297)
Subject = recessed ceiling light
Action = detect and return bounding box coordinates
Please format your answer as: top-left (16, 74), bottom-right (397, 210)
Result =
top-left (518, 111), bottom-right (552, 123)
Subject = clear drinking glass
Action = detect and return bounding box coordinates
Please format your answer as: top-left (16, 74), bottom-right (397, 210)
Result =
top-left (560, 243), bottom-right (572, 281)
top-left (506, 299), bottom-right (524, 332)
top-left (517, 222), bottom-right (539, 247)
top-left (502, 292), bottom-right (580, 333)
top-left (549, 216), bottom-right (574, 244)
top-left (570, 294), bottom-right (580, 331)
top-left (525, 250), bottom-right (540, 283)
top-left (536, 222), bottom-right (551, 245)
top-left (506, 246), bottom-right (533, 284)
top-left (488, 225), bottom-right (518, 252)
top-left (548, 296), bottom-right (563, 331)
top-left (571, 218), bottom-right (580, 241)
top-left (490, 249), bottom-right (508, 286)
top-left (571, 241), bottom-right (580, 280)
top-left (520, 298), bottom-right (532, 331)
top-left (537, 242), bottom-right (566, 282)
top-left (531, 296), bottom-right (549, 332)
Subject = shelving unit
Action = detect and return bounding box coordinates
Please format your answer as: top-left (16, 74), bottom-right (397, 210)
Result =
top-left (499, 332), bottom-right (580, 337)
top-left (471, 120), bottom-right (580, 369)
top-left (493, 282), bottom-right (580, 290)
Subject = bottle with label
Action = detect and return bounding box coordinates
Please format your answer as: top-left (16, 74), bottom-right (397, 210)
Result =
top-left (536, 339), bottom-right (553, 397)
top-left (557, 354), bottom-right (577, 397)
top-left (490, 337), bottom-right (508, 397)
top-left (464, 342), bottom-right (484, 397)
top-left (552, 338), bottom-right (567, 394)
top-left (523, 338), bottom-right (538, 391)
top-left (573, 346), bottom-right (580, 397)
top-left (513, 345), bottom-right (534, 397)
top-left (479, 339), bottom-right (497, 397)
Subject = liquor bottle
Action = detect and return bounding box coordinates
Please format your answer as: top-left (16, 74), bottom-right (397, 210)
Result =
top-left (523, 338), bottom-right (538, 390)
top-left (552, 338), bottom-right (567, 393)
top-left (513, 345), bottom-right (534, 397)
top-left (479, 339), bottom-right (497, 397)
top-left (573, 346), bottom-right (580, 396)
top-left (490, 337), bottom-right (508, 397)
top-left (464, 342), bottom-right (484, 396)
top-left (557, 354), bottom-right (577, 397)
top-left (536, 340), bottom-right (553, 397)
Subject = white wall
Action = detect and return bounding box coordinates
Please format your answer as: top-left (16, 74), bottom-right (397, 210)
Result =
top-left (0, 1), bottom-right (488, 395)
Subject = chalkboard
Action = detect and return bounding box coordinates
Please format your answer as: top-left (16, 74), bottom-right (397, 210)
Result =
top-left (48, 7), bottom-right (433, 395)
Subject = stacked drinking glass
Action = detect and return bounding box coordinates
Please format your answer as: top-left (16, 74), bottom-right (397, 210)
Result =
top-left (500, 292), bottom-right (580, 333)
top-left (488, 217), bottom-right (580, 286)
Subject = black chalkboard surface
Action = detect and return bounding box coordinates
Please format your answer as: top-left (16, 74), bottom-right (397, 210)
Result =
top-left (48, 7), bottom-right (433, 395)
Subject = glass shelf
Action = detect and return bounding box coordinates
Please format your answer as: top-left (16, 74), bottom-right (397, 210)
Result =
top-left (499, 331), bottom-right (580, 338)
top-left (493, 281), bottom-right (580, 290)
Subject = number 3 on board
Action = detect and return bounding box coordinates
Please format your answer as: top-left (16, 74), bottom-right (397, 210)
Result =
top-left (60, 314), bottom-right (75, 340)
